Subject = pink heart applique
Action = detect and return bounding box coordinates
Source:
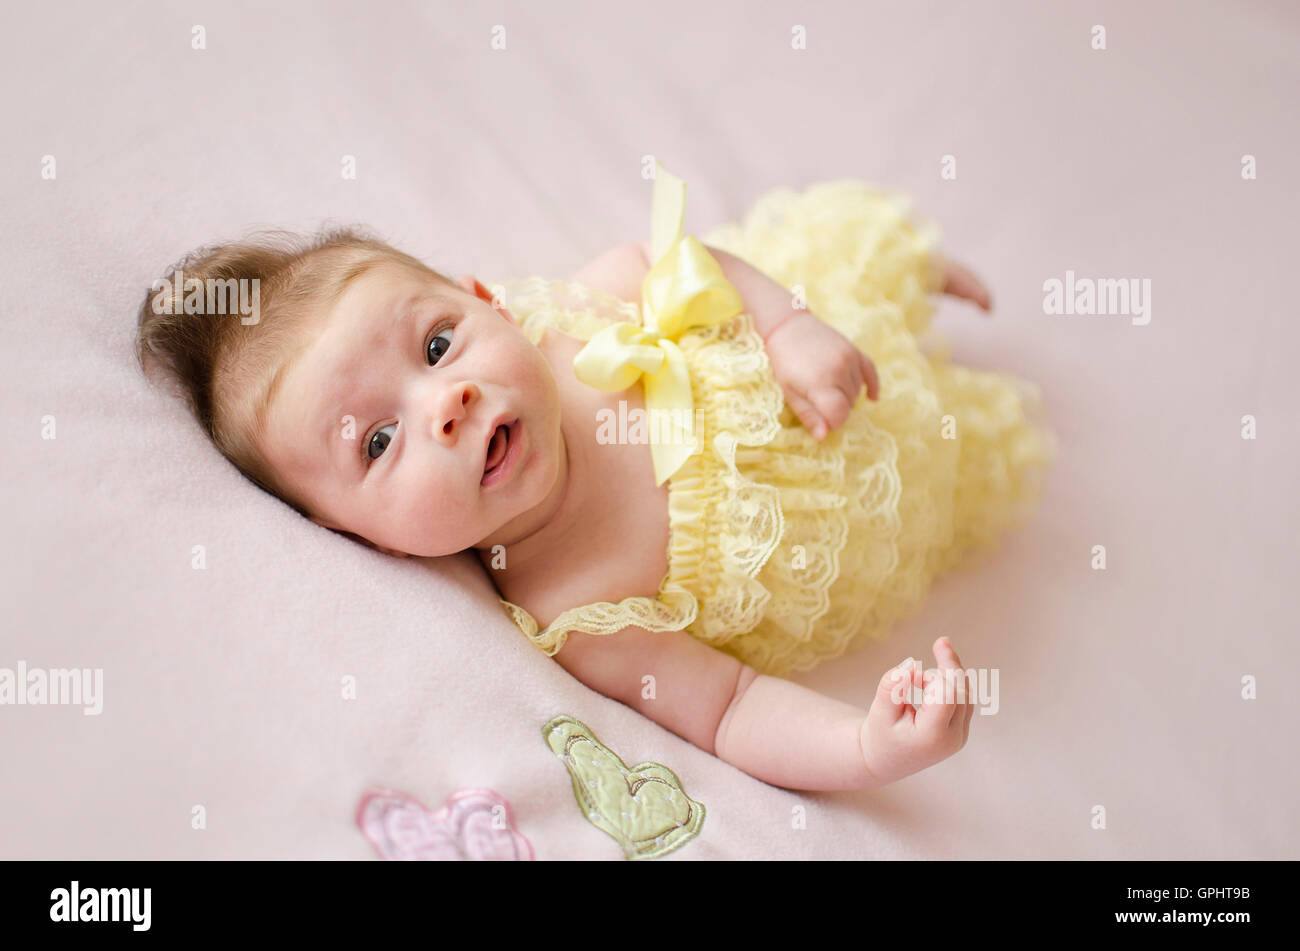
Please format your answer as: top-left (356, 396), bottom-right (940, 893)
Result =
top-left (356, 787), bottom-right (534, 861)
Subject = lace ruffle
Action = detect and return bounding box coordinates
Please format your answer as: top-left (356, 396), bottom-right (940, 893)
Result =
top-left (494, 180), bottom-right (1055, 676)
top-left (663, 311), bottom-right (787, 646)
top-left (495, 276), bottom-right (641, 348)
top-left (695, 180), bottom-right (1054, 675)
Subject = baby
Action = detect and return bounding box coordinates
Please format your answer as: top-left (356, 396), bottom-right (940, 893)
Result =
top-left (137, 165), bottom-right (1052, 793)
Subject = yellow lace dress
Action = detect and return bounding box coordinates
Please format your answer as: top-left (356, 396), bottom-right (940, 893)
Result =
top-left (494, 175), bottom-right (1057, 678)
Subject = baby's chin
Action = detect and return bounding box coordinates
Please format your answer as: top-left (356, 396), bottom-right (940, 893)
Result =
top-left (355, 524), bottom-right (471, 559)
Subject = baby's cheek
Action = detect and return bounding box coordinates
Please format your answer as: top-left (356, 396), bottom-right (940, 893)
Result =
top-left (523, 347), bottom-right (560, 402)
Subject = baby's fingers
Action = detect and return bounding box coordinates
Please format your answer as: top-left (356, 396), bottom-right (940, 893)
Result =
top-left (874, 657), bottom-right (920, 722)
top-left (809, 387), bottom-right (853, 436)
top-left (859, 351), bottom-right (880, 401)
top-left (785, 390), bottom-right (829, 440)
top-left (932, 637), bottom-right (972, 729)
top-left (916, 641), bottom-right (964, 734)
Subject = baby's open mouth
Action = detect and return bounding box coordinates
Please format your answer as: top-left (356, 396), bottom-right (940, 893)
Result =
top-left (482, 419), bottom-right (517, 480)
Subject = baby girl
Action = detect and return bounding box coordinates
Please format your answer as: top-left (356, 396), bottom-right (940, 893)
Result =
top-left (136, 162), bottom-right (1054, 793)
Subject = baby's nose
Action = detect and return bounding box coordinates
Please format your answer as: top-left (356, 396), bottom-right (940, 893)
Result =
top-left (434, 381), bottom-right (480, 442)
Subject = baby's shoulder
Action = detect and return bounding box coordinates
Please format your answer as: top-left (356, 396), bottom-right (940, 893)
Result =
top-left (500, 276), bottom-right (640, 346)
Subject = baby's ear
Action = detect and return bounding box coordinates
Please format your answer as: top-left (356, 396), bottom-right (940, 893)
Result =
top-left (457, 275), bottom-right (518, 324)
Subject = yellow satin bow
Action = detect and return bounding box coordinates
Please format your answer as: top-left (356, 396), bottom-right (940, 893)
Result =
top-left (573, 161), bottom-right (745, 485)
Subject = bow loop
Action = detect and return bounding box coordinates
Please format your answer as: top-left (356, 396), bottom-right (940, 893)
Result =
top-left (642, 233), bottom-right (743, 339)
top-left (572, 161), bottom-right (745, 485)
top-left (572, 322), bottom-right (667, 392)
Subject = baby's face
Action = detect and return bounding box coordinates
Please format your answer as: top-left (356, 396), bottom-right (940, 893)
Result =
top-left (259, 261), bottom-right (564, 557)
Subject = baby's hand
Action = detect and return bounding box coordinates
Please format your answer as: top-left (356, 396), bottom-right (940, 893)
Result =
top-left (763, 311), bottom-right (880, 441)
top-left (858, 637), bottom-right (974, 787)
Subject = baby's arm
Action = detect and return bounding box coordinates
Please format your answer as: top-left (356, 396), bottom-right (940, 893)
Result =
top-left (570, 239), bottom-right (822, 336)
top-left (569, 241), bottom-right (653, 305)
top-left (574, 240), bottom-right (987, 441)
top-left (570, 240), bottom-right (879, 436)
top-left (554, 625), bottom-right (972, 792)
top-left (572, 240), bottom-right (990, 315)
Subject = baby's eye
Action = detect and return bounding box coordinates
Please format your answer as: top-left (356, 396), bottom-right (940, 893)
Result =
top-left (427, 326), bottom-right (454, 366)
top-left (367, 423), bottom-right (396, 462)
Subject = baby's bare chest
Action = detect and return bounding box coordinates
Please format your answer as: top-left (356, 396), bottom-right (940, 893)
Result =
top-left (504, 330), bottom-right (671, 629)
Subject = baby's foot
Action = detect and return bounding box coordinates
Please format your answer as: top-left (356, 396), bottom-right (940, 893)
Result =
top-left (941, 260), bottom-right (992, 312)
top-left (858, 637), bottom-right (975, 787)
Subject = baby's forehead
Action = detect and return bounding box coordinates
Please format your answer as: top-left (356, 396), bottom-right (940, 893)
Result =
top-left (335, 258), bottom-right (457, 315)
top-left (341, 270), bottom-right (462, 354)
top-left (265, 262), bottom-right (457, 441)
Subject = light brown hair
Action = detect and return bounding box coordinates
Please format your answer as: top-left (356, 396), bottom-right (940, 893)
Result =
top-left (135, 226), bottom-right (455, 517)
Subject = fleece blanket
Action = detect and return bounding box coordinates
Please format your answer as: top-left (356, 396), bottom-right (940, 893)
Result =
top-left (1, 0), bottom-right (1296, 859)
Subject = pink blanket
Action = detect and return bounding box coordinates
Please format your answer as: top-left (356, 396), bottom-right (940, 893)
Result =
top-left (2, 0), bottom-right (1296, 859)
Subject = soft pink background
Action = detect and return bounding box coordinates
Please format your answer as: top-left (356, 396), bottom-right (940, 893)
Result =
top-left (1, 0), bottom-right (1296, 859)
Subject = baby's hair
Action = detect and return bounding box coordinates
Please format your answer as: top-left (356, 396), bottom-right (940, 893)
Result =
top-left (135, 226), bottom-right (456, 518)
